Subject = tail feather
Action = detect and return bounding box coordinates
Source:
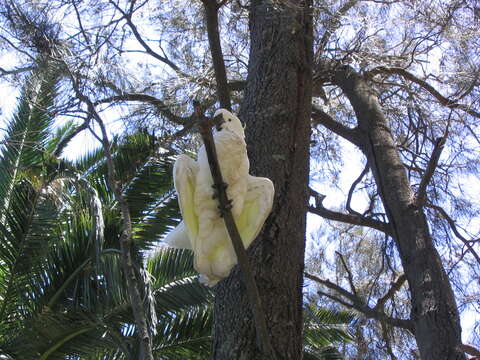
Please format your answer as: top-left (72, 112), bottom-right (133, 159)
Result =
top-left (163, 221), bottom-right (192, 249)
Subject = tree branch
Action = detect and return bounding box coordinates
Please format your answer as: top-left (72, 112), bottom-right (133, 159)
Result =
top-left (202, 0), bottom-right (232, 110)
top-left (374, 274), bottom-right (407, 311)
top-left (194, 104), bottom-right (276, 359)
top-left (336, 251), bottom-right (358, 296)
top-left (367, 66), bottom-right (480, 119)
top-left (94, 93), bottom-right (192, 126)
top-left (346, 163), bottom-right (369, 216)
top-left (109, 0), bottom-right (183, 74)
top-left (311, 103), bottom-right (360, 146)
top-left (458, 344), bottom-right (480, 358)
top-left (316, 0), bottom-right (359, 55)
top-left (309, 187), bottom-right (391, 235)
top-left (425, 202), bottom-right (480, 265)
top-left (305, 272), bottom-right (414, 332)
top-left (415, 136), bottom-right (446, 206)
top-left (69, 76), bottom-right (154, 360)
top-left (0, 65), bottom-right (35, 76)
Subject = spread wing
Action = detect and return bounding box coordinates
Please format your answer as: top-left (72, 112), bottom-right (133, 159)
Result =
top-left (172, 154), bottom-right (199, 245)
top-left (236, 175), bottom-right (274, 249)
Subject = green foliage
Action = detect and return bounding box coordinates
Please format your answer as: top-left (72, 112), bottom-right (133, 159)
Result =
top-left (0, 69), bottom-right (352, 360)
top-left (0, 70), bottom-right (212, 359)
top-left (303, 305), bottom-right (354, 360)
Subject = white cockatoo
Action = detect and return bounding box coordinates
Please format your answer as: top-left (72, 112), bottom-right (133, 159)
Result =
top-left (164, 109), bottom-right (274, 286)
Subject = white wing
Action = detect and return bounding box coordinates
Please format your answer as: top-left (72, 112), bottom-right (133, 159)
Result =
top-left (194, 175), bottom-right (274, 287)
top-left (236, 175), bottom-right (275, 249)
top-left (172, 154), bottom-right (199, 244)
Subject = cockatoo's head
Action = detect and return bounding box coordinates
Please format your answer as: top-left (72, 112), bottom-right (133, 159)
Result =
top-left (214, 109), bottom-right (245, 138)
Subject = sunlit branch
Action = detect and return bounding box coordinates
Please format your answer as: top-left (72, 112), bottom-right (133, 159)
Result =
top-left (316, 0), bottom-right (359, 56)
top-left (374, 274), bottom-right (407, 311)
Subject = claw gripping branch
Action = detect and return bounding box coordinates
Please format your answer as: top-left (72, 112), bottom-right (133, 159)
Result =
top-left (194, 102), bottom-right (277, 360)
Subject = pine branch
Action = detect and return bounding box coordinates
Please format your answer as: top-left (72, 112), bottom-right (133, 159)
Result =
top-left (194, 103), bottom-right (277, 360)
top-left (94, 93), bottom-right (193, 126)
top-left (335, 251), bottom-right (357, 296)
top-left (346, 163), bottom-right (369, 216)
top-left (108, 0), bottom-right (183, 75)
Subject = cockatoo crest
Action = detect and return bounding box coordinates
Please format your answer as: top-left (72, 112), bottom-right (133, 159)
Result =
top-left (164, 109), bottom-right (274, 286)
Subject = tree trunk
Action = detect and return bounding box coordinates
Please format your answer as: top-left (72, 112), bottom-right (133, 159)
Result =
top-left (333, 66), bottom-right (465, 360)
top-left (212, 1), bottom-right (313, 359)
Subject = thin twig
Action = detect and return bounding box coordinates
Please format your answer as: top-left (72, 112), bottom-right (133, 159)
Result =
top-left (195, 105), bottom-right (276, 359)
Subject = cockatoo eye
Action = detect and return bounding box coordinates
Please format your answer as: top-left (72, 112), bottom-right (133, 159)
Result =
top-left (228, 119), bottom-right (231, 122)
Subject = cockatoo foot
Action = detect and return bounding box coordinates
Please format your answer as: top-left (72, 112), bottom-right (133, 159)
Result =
top-left (211, 182), bottom-right (228, 200)
top-left (218, 199), bottom-right (233, 217)
top-left (212, 182), bottom-right (228, 191)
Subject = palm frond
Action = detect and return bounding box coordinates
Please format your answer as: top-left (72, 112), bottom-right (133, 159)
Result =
top-left (304, 305), bottom-right (355, 349)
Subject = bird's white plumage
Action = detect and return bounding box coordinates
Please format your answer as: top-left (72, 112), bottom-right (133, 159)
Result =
top-left (164, 109), bottom-right (274, 286)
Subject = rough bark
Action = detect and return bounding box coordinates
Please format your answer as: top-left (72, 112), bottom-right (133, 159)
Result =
top-left (212, 1), bottom-right (313, 359)
top-left (332, 66), bottom-right (465, 360)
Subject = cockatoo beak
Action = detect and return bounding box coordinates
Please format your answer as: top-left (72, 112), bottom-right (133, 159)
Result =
top-left (213, 113), bottom-right (226, 131)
